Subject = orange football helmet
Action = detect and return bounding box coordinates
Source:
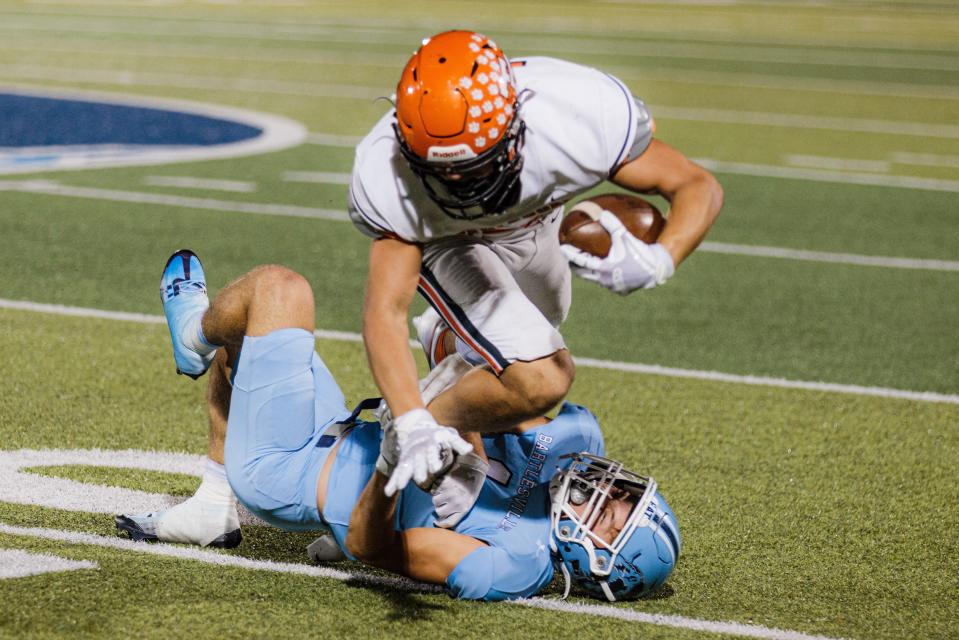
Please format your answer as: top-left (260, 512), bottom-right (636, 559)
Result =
top-left (393, 31), bottom-right (526, 219)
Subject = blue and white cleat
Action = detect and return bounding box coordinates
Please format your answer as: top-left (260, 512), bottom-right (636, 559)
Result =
top-left (161, 249), bottom-right (216, 379)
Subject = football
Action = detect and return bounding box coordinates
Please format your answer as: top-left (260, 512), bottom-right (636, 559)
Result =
top-left (559, 193), bottom-right (665, 258)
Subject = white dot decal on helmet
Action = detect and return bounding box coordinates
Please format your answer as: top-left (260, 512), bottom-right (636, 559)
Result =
top-left (475, 136), bottom-right (486, 147)
top-left (488, 127), bottom-right (499, 138)
top-left (459, 77), bottom-right (472, 89)
top-left (469, 42), bottom-right (480, 52)
top-left (471, 33), bottom-right (484, 42)
top-left (471, 89), bottom-right (484, 101)
top-left (482, 101), bottom-right (493, 113)
top-left (496, 113), bottom-right (506, 125)
top-left (476, 54), bottom-right (489, 65)
top-left (469, 106), bottom-right (482, 117)
top-left (488, 84), bottom-right (499, 96)
top-left (468, 122), bottom-right (480, 133)
top-left (476, 72), bottom-right (489, 85)
top-left (494, 97), bottom-right (505, 109)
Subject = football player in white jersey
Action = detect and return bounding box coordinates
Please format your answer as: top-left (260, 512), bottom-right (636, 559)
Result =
top-left (350, 31), bottom-right (723, 493)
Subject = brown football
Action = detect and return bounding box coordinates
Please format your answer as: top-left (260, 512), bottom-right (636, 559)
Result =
top-left (559, 194), bottom-right (665, 258)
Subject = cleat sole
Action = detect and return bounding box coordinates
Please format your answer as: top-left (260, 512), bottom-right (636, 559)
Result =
top-left (114, 515), bottom-right (158, 543)
top-left (209, 529), bottom-right (243, 549)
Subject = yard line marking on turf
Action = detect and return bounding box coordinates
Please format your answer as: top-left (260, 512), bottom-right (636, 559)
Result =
top-left (782, 155), bottom-right (891, 173)
top-left (0, 180), bottom-right (349, 221)
top-left (0, 522), bottom-right (844, 640)
top-left (1, 66), bottom-right (956, 140)
top-left (518, 599), bottom-right (843, 640)
top-left (890, 151), bottom-right (959, 169)
top-left (5, 6), bottom-right (958, 54)
top-left (4, 39), bottom-right (956, 103)
top-left (0, 448), bottom-right (257, 525)
top-left (144, 176), bottom-right (257, 193)
top-left (700, 242), bottom-right (959, 272)
top-left (658, 107), bottom-right (959, 139)
top-left (1, 14), bottom-right (956, 73)
top-left (620, 67), bottom-right (959, 102)
top-left (282, 171), bottom-right (351, 185)
top-left (0, 65), bottom-right (387, 100)
top-left (694, 159), bottom-right (959, 193)
top-left (0, 548), bottom-right (98, 580)
top-left (2, 298), bottom-right (957, 406)
top-left (570, 357), bottom-right (959, 405)
top-left (2, 179), bottom-right (958, 270)
top-left (0, 522), bottom-right (438, 594)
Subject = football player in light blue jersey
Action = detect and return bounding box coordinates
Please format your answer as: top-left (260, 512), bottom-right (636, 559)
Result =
top-left (118, 251), bottom-right (680, 602)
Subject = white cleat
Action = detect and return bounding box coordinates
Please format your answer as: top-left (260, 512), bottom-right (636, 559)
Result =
top-left (116, 497), bottom-right (241, 548)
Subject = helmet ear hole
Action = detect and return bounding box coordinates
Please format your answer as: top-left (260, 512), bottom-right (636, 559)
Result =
top-left (439, 57), bottom-right (447, 63)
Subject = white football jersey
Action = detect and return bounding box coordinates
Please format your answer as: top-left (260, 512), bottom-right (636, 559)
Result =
top-left (349, 56), bottom-right (653, 243)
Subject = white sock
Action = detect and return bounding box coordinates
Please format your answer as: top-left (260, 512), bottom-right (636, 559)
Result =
top-left (192, 458), bottom-right (235, 506)
top-left (183, 309), bottom-right (217, 355)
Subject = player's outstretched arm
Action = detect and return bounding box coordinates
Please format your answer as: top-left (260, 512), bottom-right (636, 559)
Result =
top-left (346, 467), bottom-right (486, 584)
top-left (363, 236), bottom-right (426, 417)
top-left (611, 139), bottom-right (724, 267)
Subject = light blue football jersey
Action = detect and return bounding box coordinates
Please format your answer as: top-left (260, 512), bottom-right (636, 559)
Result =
top-left (321, 402), bottom-right (605, 601)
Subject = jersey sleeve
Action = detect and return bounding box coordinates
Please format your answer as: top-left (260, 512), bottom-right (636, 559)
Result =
top-left (348, 166), bottom-right (394, 239)
top-left (446, 544), bottom-right (553, 601)
top-left (599, 72), bottom-right (655, 174)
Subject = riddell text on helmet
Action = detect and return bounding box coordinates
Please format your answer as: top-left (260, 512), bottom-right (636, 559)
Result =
top-left (427, 144), bottom-right (477, 161)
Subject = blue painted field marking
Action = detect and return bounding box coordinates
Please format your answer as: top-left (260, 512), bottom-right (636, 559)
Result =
top-left (0, 86), bottom-right (306, 175)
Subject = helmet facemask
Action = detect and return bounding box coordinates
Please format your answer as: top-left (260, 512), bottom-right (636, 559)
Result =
top-left (549, 453), bottom-right (676, 601)
top-left (394, 115), bottom-right (525, 220)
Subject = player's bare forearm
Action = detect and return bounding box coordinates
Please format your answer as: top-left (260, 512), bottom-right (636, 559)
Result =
top-left (655, 172), bottom-right (723, 265)
top-left (363, 237), bottom-right (426, 416)
top-left (345, 470), bottom-right (402, 570)
top-left (346, 471), bottom-right (486, 584)
top-left (611, 139), bottom-right (724, 266)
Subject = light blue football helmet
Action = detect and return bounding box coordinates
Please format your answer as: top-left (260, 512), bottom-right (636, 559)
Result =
top-left (549, 453), bottom-right (681, 602)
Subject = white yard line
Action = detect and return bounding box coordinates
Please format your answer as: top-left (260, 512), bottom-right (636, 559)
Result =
top-left (281, 171), bottom-right (351, 185)
top-left (0, 66), bottom-right (955, 140)
top-left (2, 178), bottom-right (957, 271)
top-left (700, 242), bottom-right (959, 272)
top-left (1, 298), bottom-right (957, 406)
top-left (0, 522), bottom-right (844, 640)
top-left (5, 38), bottom-right (957, 102)
top-left (782, 155), bottom-right (890, 173)
top-left (890, 151), bottom-right (959, 169)
top-left (659, 106), bottom-right (959, 139)
top-left (694, 158), bottom-right (959, 193)
top-left (144, 176), bottom-right (257, 193)
top-left (0, 65), bottom-right (386, 100)
top-left (0, 180), bottom-right (349, 221)
top-left (0, 548), bottom-right (97, 580)
top-left (0, 14), bottom-right (956, 72)
top-left (5, 6), bottom-right (957, 54)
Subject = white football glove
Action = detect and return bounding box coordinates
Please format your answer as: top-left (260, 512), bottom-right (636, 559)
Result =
top-left (430, 452), bottom-right (489, 529)
top-left (381, 409), bottom-right (473, 497)
top-left (561, 210), bottom-right (675, 295)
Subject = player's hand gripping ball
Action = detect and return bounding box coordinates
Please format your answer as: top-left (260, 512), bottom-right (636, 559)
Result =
top-left (559, 194), bottom-right (674, 295)
top-left (559, 193), bottom-right (665, 257)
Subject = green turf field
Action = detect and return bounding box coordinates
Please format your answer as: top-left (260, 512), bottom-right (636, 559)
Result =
top-left (1, 1), bottom-right (957, 639)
